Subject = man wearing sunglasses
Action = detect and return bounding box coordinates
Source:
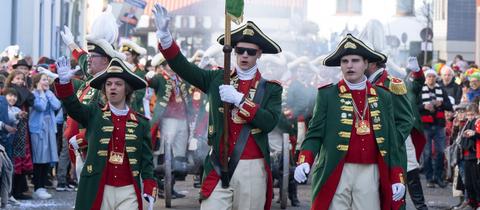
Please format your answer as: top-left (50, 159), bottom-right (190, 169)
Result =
top-left (58, 7), bottom-right (126, 194)
top-left (152, 4), bottom-right (282, 210)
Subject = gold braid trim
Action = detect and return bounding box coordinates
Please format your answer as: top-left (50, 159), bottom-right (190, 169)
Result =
top-left (388, 78), bottom-right (407, 95)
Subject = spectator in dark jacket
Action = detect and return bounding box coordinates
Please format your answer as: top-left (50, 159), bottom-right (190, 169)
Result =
top-left (439, 66), bottom-right (462, 105)
top-left (419, 69), bottom-right (453, 188)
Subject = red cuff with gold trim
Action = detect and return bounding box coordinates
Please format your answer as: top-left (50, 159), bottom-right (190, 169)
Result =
top-left (72, 49), bottom-right (87, 61)
top-left (297, 150), bottom-right (314, 166)
top-left (143, 179), bottom-right (158, 198)
top-left (54, 81), bottom-right (74, 99)
top-left (410, 70), bottom-right (424, 79)
top-left (158, 42), bottom-right (180, 60)
top-left (390, 166), bottom-right (405, 184)
top-left (237, 98), bottom-right (259, 123)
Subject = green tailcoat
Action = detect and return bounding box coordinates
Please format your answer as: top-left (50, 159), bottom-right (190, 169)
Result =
top-left (298, 80), bottom-right (405, 210)
top-left (57, 83), bottom-right (155, 210)
top-left (160, 42), bottom-right (282, 210)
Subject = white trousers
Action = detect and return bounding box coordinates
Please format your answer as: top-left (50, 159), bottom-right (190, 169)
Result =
top-left (100, 185), bottom-right (138, 210)
top-left (200, 159), bottom-right (267, 210)
top-left (328, 163), bottom-right (380, 210)
top-left (159, 118), bottom-right (189, 157)
top-left (406, 135), bottom-right (420, 172)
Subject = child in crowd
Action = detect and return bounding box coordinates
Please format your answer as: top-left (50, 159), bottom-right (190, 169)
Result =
top-left (29, 73), bottom-right (60, 200)
top-left (0, 88), bottom-right (27, 158)
top-left (5, 70), bottom-right (34, 201)
top-left (461, 103), bottom-right (480, 209)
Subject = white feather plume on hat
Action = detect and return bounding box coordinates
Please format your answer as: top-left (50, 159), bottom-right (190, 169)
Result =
top-left (86, 5), bottom-right (118, 44)
top-left (85, 5), bottom-right (126, 60)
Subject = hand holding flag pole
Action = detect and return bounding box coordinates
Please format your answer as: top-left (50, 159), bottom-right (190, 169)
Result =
top-left (221, 0), bottom-right (244, 189)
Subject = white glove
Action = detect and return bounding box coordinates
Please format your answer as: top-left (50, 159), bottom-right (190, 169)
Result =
top-left (219, 85), bottom-right (244, 107)
top-left (152, 4), bottom-right (173, 49)
top-left (188, 138), bottom-right (198, 151)
top-left (406, 57), bottom-right (420, 72)
top-left (294, 163), bottom-right (310, 183)
top-left (37, 67), bottom-right (59, 81)
top-left (143, 194), bottom-right (155, 210)
top-left (56, 56), bottom-right (79, 84)
top-left (392, 183), bottom-right (406, 201)
top-left (69, 136), bottom-right (79, 150)
top-left (145, 71), bottom-right (156, 81)
top-left (60, 25), bottom-right (75, 46)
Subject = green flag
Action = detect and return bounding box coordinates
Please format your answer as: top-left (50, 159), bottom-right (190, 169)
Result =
top-left (226, 0), bottom-right (244, 24)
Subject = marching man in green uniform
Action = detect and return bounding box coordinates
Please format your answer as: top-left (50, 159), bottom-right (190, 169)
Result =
top-left (294, 34), bottom-right (406, 210)
top-left (152, 4), bottom-right (282, 210)
top-left (59, 7), bottom-right (127, 185)
top-left (54, 57), bottom-right (157, 210)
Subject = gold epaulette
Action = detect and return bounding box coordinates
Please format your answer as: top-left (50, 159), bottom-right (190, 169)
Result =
top-left (388, 76), bottom-right (407, 95)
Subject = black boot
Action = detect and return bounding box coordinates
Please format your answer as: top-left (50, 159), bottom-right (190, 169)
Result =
top-left (407, 169), bottom-right (428, 210)
top-left (171, 179), bottom-right (185, 199)
top-left (288, 168), bottom-right (300, 207)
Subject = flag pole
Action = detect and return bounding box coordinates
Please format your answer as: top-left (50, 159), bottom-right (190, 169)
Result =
top-left (221, 12), bottom-right (232, 189)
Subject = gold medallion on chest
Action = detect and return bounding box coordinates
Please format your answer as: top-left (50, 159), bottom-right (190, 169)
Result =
top-left (109, 151), bottom-right (124, 165)
top-left (355, 120), bottom-right (370, 135)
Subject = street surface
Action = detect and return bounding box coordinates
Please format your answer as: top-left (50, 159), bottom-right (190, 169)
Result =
top-left (7, 175), bottom-right (458, 209)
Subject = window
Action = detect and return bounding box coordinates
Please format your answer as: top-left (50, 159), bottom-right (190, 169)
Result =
top-left (336, 0), bottom-right (362, 15)
top-left (397, 0), bottom-right (414, 16)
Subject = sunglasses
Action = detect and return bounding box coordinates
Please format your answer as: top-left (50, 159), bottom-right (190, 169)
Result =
top-left (235, 47), bottom-right (258, 56)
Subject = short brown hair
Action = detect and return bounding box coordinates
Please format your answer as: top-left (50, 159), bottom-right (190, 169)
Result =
top-left (3, 87), bottom-right (18, 97)
top-left (100, 77), bottom-right (134, 104)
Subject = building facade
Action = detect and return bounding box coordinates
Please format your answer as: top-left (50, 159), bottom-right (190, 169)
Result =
top-left (433, 0), bottom-right (476, 63)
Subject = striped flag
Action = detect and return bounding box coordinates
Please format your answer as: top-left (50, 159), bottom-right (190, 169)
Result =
top-left (226, 0), bottom-right (244, 24)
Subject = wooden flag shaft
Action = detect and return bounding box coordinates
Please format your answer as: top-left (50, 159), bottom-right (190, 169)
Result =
top-left (221, 14), bottom-right (232, 189)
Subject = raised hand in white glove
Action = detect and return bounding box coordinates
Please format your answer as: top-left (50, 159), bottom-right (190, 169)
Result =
top-left (152, 3), bottom-right (173, 49)
top-left (294, 163), bottom-right (310, 183)
top-left (60, 26), bottom-right (76, 48)
top-left (143, 194), bottom-right (155, 210)
top-left (392, 183), bottom-right (406, 201)
top-left (219, 85), bottom-right (244, 107)
top-left (37, 66), bottom-right (59, 81)
top-left (406, 57), bottom-right (420, 72)
top-left (69, 136), bottom-right (79, 150)
top-left (145, 71), bottom-right (156, 81)
top-left (56, 56), bottom-right (79, 84)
